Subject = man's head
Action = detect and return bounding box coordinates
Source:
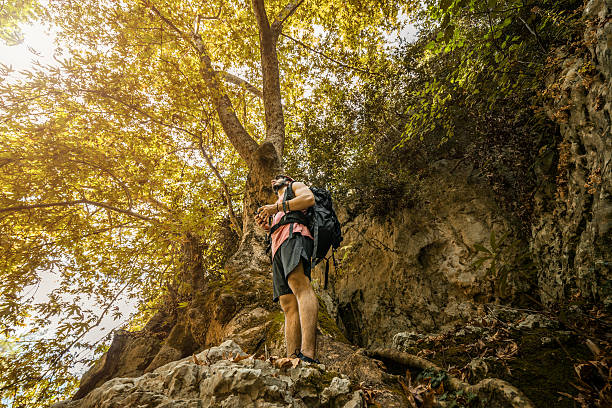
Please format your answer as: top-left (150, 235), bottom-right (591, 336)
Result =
top-left (272, 174), bottom-right (294, 193)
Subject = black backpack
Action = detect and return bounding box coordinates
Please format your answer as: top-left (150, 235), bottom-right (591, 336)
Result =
top-left (268, 182), bottom-right (343, 288)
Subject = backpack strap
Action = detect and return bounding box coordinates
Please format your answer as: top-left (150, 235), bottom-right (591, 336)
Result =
top-left (324, 258), bottom-right (329, 289)
top-left (323, 249), bottom-right (337, 290)
top-left (312, 222), bottom-right (319, 266)
top-left (269, 212), bottom-right (309, 235)
top-left (268, 181), bottom-right (307, 238)
top-left (284, 182), bottom-right (295, 238)
top-left (284, 181), bottom-right (296, 201)
top-left (267, 181), bottom-right (312, 254)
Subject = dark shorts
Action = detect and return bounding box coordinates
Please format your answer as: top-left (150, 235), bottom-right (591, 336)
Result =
top-left (272, 233), bottom-right (314, 302)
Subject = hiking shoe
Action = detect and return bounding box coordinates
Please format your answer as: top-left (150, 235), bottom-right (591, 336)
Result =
top-left (295, 350), bottom-right (321, 364)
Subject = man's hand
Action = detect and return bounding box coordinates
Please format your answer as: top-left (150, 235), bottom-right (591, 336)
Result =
top-left (258, 203), bottom-right (278, 217)
top-left (254, 208), bottom-right (271, 231)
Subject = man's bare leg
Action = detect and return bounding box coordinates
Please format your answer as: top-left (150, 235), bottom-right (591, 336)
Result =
top-left (279, 294), bottom-right (301, 358)
top-left (287, 262), bottom-right (319, 359)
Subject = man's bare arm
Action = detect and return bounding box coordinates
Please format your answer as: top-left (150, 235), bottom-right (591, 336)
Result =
top-left (257, 181), bottom-right (315, 218)
top-left (286, 182), bottom-right (315, 211)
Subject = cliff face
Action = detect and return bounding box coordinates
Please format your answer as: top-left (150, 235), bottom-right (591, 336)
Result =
top-left (531, 0), bottom-right (612, 307)
top-left (317, 161), bottom-right (527, 348)
top-left (67, 250), bottom-right (410, 406)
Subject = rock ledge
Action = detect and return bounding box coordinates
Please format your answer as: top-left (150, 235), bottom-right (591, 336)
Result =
top-left (52, 340), bottom-right (363, 408)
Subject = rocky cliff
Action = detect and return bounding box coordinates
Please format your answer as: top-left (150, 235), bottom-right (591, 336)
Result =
top-left (531, 0), bottom-right (611, 307)
top-left (319, 0), bottom-right (611, 347)
top-left (317, 161), bottom-right (527, 348)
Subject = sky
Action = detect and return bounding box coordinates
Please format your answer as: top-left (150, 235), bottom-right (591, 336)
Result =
top-left (0, 23), bottom-right (58, 74)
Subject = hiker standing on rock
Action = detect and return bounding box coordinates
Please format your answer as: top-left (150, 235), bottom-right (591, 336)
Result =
top-left (254, 175), bottom-right (320, 364)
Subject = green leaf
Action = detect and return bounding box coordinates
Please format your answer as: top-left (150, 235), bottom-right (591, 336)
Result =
top-left (472, 257), bottom-right (489, 269)
top-left (441, 13), bottom-right (451, 28)
top-left (474, 244), bottom-right (492, 254)
top-left (440, 0), bottom-right (454, 12)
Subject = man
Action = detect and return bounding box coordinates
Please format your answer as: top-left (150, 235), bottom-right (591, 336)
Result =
top-left (254, 175), bottom-right (320, 364)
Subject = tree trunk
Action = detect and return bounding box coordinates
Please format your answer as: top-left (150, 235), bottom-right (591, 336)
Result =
top-left (225, 142), bottom-right (281, 275)
top-left (252, 0), bottom-right (286, 160)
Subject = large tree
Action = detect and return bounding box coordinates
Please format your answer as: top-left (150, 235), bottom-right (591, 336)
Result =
top-left (0, 0), bottom-right (410, 405)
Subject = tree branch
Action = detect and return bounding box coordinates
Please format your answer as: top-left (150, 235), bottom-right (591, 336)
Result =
top-left (146, 2), bottom-right (196, 48)
top-left (281, 32), bottom-right (379, 76)
top-left (0, 200), bottom-right (157, 222)
top-left (517, 16), bottom-right (546, 52)
top-left (145, 196), bottom-right (173, 214)
top-left (195, 135), bottom-right (242, 236)
top-left (80, 89), bottom-right (239, 234)
top-left (252, 0), bottom-right (273, 38)
top-left (81, 88), bottom-right (202, 142)
top-left (146, 1), bottom-right (260, 164)
top-left (66, 158), bottom-right (133, 209)
top-left (271, 0), bottom-right (304, 34)
top-left (215, 70), bottom-right (263, 99)
top-left (159, 56), bottom-right (209, 112)
top-left (78, 87), bottom-right (247, 230)
top-left (190, 34), bottom-right (260, 163)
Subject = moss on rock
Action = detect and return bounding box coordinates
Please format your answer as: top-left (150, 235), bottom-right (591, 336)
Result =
top-left (317, 296), bottom-right (351, 344)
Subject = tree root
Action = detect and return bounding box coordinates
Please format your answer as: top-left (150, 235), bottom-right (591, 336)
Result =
top-left (367, 348), bottom-right (535, 408)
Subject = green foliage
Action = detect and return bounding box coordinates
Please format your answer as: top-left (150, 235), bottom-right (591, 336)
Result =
top-left (284, 51), bottom-right (429, 217)
top-left (416, 367), bottom-right (448, 389)
top-left (404, 0), bottom-right (584, 145)
top-left (286, 0), bottom-right (584, 226)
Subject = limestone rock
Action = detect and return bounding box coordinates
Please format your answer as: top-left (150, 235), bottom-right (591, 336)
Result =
top-left (320, 377), bottom-right (350, 404)
top-left (315, 164), bottom-right (521, 348)
top-left (467, 357), bottom-right (489, 379)
top-left (516, 314), bottom-right (558, 330)
top-left (532, 0), bottom-right (612, 306)
top-left (72, 330), bottom-right (163, 400)
top-left (392, 331), bottom-right (424, 350)
top-left (341, 391), bottom-right (365, 408)
top-left (54, 341), bottom-right (358, 408)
